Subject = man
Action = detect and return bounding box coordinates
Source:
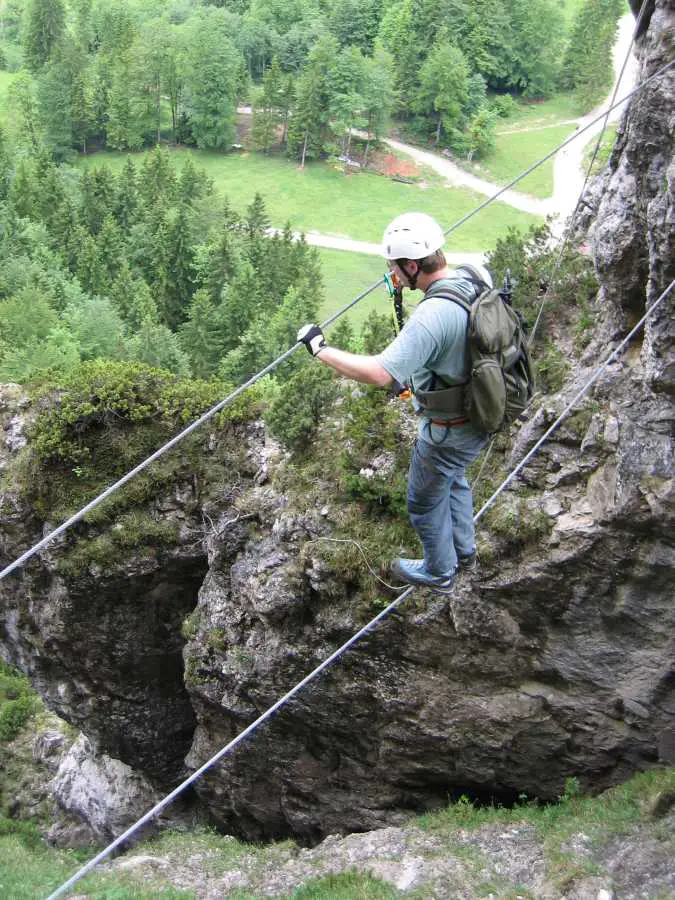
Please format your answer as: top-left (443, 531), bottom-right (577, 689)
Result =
top-left (297, 212), bottom-right (488, 594)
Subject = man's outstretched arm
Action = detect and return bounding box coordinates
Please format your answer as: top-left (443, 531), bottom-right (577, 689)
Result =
top-left (297, 324), bottom-right (393, 387)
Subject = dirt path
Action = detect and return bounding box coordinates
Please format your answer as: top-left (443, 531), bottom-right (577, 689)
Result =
top-left (382, 13), bottom-right (638, 229)
top-left (550, 13), bottom-right (638, 223)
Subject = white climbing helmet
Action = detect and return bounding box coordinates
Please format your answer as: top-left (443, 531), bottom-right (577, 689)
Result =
top-left (381, 212), bottom-right (445, 260)
top-left (455, 262), bottom-right (493, 289)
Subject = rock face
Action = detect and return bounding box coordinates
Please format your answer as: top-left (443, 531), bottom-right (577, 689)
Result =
top-left (179, 0), bottom-right (674, 842)
top-left (1, 1), bottom-right (673, 845)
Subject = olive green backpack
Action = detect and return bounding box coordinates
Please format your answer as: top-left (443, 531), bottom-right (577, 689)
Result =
top-left (417, 275), bottom-right (535, 433)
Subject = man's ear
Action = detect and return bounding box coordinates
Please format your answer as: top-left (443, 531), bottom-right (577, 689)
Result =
top-left (402, 260), bottom-right (418, 279)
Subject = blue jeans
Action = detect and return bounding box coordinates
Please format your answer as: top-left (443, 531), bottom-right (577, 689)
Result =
top-left (407, 425), bottom-right (487, 575)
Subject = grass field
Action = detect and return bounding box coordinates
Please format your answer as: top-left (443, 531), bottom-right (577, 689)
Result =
top-left (471, 123), bottom-right (579, 198)
top-left (315, 248), bottom-right (391, 332)
top-left (76, 148), bottom-right (542, 251)
top-left (496, 94), bottom-right (584, 130)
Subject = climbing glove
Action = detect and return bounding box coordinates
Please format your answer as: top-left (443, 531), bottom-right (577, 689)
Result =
top-left (297, 324), bottom-right (327, 357)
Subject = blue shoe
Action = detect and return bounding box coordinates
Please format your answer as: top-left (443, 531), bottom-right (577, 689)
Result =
top-left (391, 558), bottom-right (456, 594)
top-left (458, 551), bottom-right (477, 571)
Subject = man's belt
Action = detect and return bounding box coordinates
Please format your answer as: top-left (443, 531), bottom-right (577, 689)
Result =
top-left (430, 417), bottom-right (469, 427)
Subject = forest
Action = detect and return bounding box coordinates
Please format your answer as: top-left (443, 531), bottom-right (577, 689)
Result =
top-left (0, 0), bottom-right (622, 450)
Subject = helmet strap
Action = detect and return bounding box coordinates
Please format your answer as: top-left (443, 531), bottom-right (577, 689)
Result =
top-left (399, 260), bottom-right (419, 290)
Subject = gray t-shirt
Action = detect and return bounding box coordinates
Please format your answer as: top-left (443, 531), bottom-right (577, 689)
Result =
top-left (375, 274), bottom-right (486, 445)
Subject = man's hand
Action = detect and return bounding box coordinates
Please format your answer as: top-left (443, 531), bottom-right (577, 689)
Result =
top-left (297, 324), bottom-right (327, 357)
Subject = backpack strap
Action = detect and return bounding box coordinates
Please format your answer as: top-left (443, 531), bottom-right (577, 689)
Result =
top-left (414, 281), bottom-right (474, 418)
top-left (422, 281), bottom-right (473, 315)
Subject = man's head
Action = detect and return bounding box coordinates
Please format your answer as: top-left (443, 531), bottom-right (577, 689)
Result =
top-left (381, 213), bottom-right (446, 290)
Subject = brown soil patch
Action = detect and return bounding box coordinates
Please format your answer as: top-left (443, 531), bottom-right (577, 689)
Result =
top-left (368, 151), bottom-right (421, 178)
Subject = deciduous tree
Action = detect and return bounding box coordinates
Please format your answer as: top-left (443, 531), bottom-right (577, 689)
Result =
top-left (183, 10), bottom-right (242, 150)
top-left (416, 40), bottom-right (470, 143)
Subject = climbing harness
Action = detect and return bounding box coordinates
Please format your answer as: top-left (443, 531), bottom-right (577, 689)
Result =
top-left (383, 269), bottom-right (412, 400)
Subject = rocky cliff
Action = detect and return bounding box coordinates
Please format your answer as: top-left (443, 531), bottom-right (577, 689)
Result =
top-left (1, 0), bottom-right (673, 847)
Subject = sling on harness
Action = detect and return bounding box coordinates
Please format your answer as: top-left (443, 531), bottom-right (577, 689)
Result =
top-left (384, 270), bottom-right (412, 400)
top-left (415, 272), bottom-right (535, 433)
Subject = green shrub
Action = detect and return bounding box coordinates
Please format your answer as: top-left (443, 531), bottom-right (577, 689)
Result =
top-left (360, 310), bottom-right (397, 355)
top-left (536, 339), bottom-right (569, 393)
top-left (490, 93), bottom-right (519, 119)
top-left (265, 363), bottom-right (337, 454)
top-left (486, 225), bottom-right (598, 345)
top-left (483, 497), bottom-right (553, 546)
top-left (336, 387), bottom-right (410, 516)
top-left (31, 360), bottom-right (256, 468)
top-left (0, 664), bottom-right (39, 742)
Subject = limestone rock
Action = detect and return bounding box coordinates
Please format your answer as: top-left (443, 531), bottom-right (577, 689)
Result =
top-left (50, 734), bottom-right (160, 842)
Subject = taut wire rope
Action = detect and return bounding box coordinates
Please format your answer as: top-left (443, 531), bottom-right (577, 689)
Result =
top-left (472, 0), bottom-right (652, 497)
top-left (529, 0), bottom-right (653, 345)
top-left (44, 278), bottom-right (674, 900)
top-left (475, 281), bottom-right (674, 521)
top-left (0, 63), bottom-right (671, 584)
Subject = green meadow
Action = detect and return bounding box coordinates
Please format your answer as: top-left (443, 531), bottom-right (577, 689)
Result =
top-left (315, 248), bottom-right (390, 332)
top-left (75, 149), bottom-right (542, 250)
top-left (473, 123), bottom-right (579, 197)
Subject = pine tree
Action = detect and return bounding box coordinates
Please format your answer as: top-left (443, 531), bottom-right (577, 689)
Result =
top-left (114, 158), bottom-right (140, 231)
top-left (362, 50), bottom-right (394, 163)
top-left (245, 192), bottom-right (269, 240)
top-left (184, 12), bottom-right (242, 150)
top-left (107, 53), bottom-right (143, 151)
top-left (160, 204), bottom-right (195, 330)
top-left (23, 0), bottom-right (66, 71)
top-left (251, 57), bottom-right (283, 153)
top-left (508, 0), bottom-right (564, 98)
top-left (9, 159), bottom-right (39, 219)
top-left (127, 317), bottom-right (191, 376)
top-left (178, 288), bottom-right (224, 378)
top-left (267, 282), bottom-right (319, 357)
top-left (7, 74), bottom-right (42, 153)
top-left (179, 156), bottom-right (212, 206)
top-left (63, 296), bottom-right (126, 361)
top-left (140, 147), bottom-right (179, 209)
top-left (110, 263), bottom-right (158, 330)
top-left (76, 234), bottom-right (107, 295)
top-left (377, 0), bottom-right (420, 117)
top-left (330, 318), bottom-right (356, 352)
top-left (97, 214), bottom-right (126, 287)
top-left (80, 166), bottom-right (116, 235)
top-left (198, 224), bottom-right (241, 304)
top-left (330, 47), bottom-right (367, 156)
top-left (286, 36), bottom-right (338, 167)
top-left (0, 126), bottom-right (10, 201)
top-left (217, 261), bottom-right (258, 354)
